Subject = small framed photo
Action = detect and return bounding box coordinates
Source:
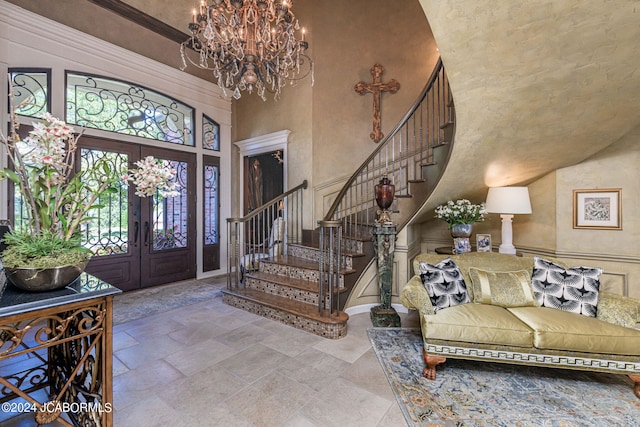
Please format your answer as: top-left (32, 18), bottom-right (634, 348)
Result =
top-left (476, 234), bottom-right (492, 252)
top-left (454, 237), bottom-right (471, 254)
top-left (573, 189), bottom-right (622, 230)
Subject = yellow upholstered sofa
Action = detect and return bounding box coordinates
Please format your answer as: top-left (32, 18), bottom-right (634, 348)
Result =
top-left (400, 252), bottom-right (640, 399)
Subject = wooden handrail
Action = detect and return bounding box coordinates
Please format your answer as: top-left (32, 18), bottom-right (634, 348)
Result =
top-left (228, 179), bottom-right (308, 223)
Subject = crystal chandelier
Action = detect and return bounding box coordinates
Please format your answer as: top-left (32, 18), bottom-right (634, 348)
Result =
top-left (180, 0), bottom-right (313, 101)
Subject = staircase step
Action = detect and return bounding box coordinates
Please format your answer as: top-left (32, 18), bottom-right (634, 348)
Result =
top-left (287, 242), bottom-right (362, 270)
top-left (246, 271), bottom-right (320, 292)
top-left (265, 255), bottom-right (356, 275)
top-left (407, 179), bottom-right (426, 183)
top-left (259, 255), bottom-right (354, 288)
top-left (222, 288), bottom-right (348, 339)
top-left (245, 271), bottom-right (344, 306)
top-left (289, 242), bottom-right (364, 257)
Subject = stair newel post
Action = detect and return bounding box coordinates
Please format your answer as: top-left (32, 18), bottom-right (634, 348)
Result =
top-left (334, 224), bottom-right (342, 316)
top-left (318, 220), bottom-right (342, 318)
top-left (226, 218), bottom-right (241, 289)
top-left (318, 221), bottom-right (325, 316)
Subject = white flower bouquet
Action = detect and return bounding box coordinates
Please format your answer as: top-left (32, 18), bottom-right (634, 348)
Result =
top-left (435, 199), bottom-right (485, 229)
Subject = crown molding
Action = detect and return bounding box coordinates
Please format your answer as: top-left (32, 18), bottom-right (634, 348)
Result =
top-left (234, 130), bottom-right (291, 155)
top-left (88, 0), bottom-right (188, 44)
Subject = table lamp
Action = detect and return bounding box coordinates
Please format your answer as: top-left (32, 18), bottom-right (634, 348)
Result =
top-left (485, 186), bottom-right (532, 255)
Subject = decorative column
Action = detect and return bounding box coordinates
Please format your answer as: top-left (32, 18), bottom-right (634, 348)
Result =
top-left (370, 174), bottom-right (401, 327)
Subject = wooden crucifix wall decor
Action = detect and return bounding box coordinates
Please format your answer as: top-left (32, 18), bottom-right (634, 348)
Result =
top-left (355, 64), bottom-right (400, 143)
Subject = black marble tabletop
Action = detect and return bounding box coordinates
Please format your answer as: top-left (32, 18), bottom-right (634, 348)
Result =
top-left (0, 270), bottom-right (121, 318)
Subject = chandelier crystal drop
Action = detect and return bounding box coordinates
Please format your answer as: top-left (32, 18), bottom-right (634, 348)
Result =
top-left (180, 0), bottom-right (314, 101)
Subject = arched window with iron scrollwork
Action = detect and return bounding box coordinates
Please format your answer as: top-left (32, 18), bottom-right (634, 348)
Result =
top-left (65, 72), bottom-right (194, 146)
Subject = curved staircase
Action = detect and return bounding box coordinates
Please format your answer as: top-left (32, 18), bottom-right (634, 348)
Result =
top-left (223, 58), bottom-right (455, 338)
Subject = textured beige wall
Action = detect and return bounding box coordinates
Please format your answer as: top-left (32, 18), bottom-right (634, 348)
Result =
top-left (517, 172), bottom-right (557, 251)
top-left (310, 0), bottom-right (438, 187)
top-left (554, 128), bottom-right (640, 299)
top-left (233, 0), bottom-right (438, 227)
top-left (121, 0), bottom-right (191, 31)
top-left (556, 130), bottom-right (640, 257)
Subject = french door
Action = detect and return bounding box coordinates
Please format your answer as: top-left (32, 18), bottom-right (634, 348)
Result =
top-left (78, 137), bottom-right (196, 291)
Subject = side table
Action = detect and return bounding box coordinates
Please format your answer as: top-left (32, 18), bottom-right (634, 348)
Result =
top-left (0, 271), bottom-right (120, 426)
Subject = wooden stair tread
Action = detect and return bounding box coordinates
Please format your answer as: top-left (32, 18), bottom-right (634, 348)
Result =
top-left (222, 288), bottom-right (349, 324)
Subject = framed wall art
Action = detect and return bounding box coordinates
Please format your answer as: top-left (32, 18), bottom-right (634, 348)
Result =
top-left (573, 188), bottom-right (622, 230)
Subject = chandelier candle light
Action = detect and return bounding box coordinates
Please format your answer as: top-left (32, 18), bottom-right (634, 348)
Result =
top-left (181, 0), bottom-right (314, 101)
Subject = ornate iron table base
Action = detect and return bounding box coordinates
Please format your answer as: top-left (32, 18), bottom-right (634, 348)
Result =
top-left (0, 273), bottom-right (119, 426)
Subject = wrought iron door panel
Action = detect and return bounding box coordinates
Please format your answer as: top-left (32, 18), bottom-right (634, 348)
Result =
top-left (77, 138), bottom-right (141, 292)
top-left (140, 147), bottom-right (196, 287)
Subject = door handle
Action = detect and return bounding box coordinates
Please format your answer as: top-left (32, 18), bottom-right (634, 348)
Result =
top-left (133, 221), bottom-right (139, 244)
top-left (144, 221), bottom-right (150, 246)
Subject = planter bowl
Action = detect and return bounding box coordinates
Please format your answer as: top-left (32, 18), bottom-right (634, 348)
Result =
top-left (4, 261), bottom-right (88, 292)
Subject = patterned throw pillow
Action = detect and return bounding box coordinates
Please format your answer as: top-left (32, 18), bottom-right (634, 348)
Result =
top-left (469, 268), bottom-right (538, 308)
top-left (531, 257), bottom-right (603, 317)
top-left (418, 258), bottom-right (470, 312)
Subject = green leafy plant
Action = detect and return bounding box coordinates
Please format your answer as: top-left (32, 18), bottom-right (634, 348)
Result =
top-left (1, 231), bottom-right (89, 268)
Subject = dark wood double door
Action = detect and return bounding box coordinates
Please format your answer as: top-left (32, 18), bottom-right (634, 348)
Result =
top-left (79, 137), bottom-right (196, 291)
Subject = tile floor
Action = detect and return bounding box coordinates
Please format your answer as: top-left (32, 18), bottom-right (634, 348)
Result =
top-left (3, 277), bottom-right (420, 427)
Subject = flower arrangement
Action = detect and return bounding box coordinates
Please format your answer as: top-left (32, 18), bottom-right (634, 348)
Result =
top-left (0, 107), bottom-right (178, 269)
top-left (122, 156), bottom-right (179, 198)
top-left (434, 199), bottom-right (486, 229)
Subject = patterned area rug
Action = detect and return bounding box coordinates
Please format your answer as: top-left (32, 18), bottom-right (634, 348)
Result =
top-left (368, 328), bottom-right (640, 427)
top-left (113, 279), bottom-right (223, 325)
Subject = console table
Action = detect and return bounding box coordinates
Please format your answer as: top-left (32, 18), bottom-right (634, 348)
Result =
top-left (0, 270), bottom-right (120, 426)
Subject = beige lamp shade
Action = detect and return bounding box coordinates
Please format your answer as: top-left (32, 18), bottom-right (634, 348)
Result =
top-left (485, 187), bottom-right (532, 214)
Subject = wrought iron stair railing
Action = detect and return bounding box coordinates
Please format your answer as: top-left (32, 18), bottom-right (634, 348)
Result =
top-left (317, 58), bottom-right (454, 316)
top-left (226, 180), bottom-right (307, 288)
